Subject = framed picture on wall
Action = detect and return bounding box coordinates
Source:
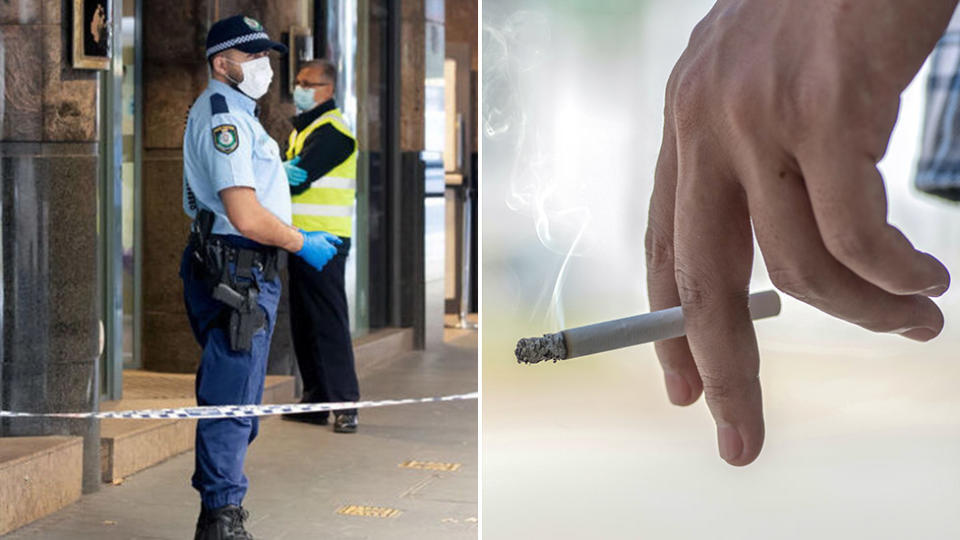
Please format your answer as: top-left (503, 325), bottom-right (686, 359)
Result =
top-left (288, 26), bottom-right (314, 94)
top-left (73, 0), bottom-right (111, 70)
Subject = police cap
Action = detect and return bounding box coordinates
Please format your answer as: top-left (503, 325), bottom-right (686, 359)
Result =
top-left (205, 15), bottom-right (287, 58)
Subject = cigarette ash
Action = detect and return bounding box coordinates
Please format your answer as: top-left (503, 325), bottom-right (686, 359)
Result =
top-left (515, 332), bottom-right (567, 364)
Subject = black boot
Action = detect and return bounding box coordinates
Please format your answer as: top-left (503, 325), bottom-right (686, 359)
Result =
top-left (333, 412), bottom-right (358, 433)
top-left (194, 504), bottom-right (254, 540)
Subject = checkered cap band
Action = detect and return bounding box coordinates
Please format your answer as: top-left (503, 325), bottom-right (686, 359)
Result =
top-left (206, 31), bottom-right (270, 57)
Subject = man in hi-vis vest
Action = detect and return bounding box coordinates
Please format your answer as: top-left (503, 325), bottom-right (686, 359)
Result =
top-left (281, 59), bottom-right (361, 433)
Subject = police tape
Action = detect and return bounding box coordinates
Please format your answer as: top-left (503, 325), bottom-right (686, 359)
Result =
top-left (0, 392), bottom-right (478, 420)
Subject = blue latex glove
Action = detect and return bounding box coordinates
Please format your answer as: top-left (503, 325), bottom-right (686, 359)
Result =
top-left (295, 230), bottom-right (343, 272)
top-left (283, 156), bottom-right (309, 186)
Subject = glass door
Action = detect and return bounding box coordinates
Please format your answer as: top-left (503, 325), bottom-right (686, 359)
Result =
top-left (100, 0), bottom-right (141, 400)
top-left (120, 0), bottom-right (142, 372)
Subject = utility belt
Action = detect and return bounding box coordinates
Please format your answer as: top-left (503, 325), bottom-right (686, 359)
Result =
top-left (188, 209), bottom-right (285, 353)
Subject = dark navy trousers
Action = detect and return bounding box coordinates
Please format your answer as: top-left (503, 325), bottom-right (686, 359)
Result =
top-left (288, 238), bottom-right (360, 418)
top-left (179, 240), bottom-right (280, 509)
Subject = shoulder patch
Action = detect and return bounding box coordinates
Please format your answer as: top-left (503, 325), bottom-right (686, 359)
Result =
top-left (212, 124), bottom-right (239, 154)
top-left (210, 93), bottom-right (229, 115)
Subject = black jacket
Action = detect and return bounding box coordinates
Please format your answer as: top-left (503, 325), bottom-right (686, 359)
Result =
top-left (288, 99), bottom-right (356, 197)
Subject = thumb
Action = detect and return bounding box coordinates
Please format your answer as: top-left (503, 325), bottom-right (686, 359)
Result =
top-left (291, 156), bottom-right (301, 165)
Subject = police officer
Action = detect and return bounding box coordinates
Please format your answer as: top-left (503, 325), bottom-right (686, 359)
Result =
top-left (181, 15), bottom-right (340, 539)
top-left (280, 60), bottom-right (361, 433)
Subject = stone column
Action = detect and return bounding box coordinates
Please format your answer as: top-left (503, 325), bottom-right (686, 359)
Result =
top-left (401, 0), bottom-right (426, 153)
top-left (140, 0), bottom-right (213, 373)
top-left (141, 0), bottom-right (304, 374)
top-left (395, 0), bottom-right (426, 346)
top-left (0, 0), bottom-right (102, 493)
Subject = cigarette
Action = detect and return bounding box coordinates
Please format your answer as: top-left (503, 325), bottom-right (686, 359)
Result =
top-left (515, 290), bottom-right (781, 364)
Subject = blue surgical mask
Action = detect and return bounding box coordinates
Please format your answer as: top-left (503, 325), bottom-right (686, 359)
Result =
top-left (293, 85), bottom-right (316, 112)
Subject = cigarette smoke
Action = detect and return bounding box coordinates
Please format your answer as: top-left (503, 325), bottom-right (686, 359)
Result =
top-left (483, 10), bottom-right (593, 330)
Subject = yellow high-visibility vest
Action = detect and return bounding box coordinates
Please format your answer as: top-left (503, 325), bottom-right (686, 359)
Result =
top-left (286, 107), bottom-right (357, 237)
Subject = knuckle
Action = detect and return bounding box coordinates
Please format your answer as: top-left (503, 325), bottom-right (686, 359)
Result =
top-left (779, 80), bottom-right (823, 138)
top-left (823, 229), bottom-right (876, 264)
top-left (644, 225), bottom-right (675, 275)
top-left (699, 372), bottom-right (735, 402)
top-left (724, 89), bottom-right (755, 133)
top-left (699, 370), bottom-right (757, 404)
top-left (674, 262), bottom-right (748, 314)
top-left (673, 263), bottom-right (714, 312)
top-left (766, 264), bottom-right (822, 304)
top-left (689, 17), bottom-right (711, 43)
top-left (670, 70), bottom-right (705, 133)
top-left (664, 63), bottom-right (682, 104)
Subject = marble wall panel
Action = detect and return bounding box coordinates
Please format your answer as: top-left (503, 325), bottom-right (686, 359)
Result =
top-left (141, 154), bottom-right (190, 314)
top-left (42, 24), bottom-right (98, 142)
top-left (47, 155), bottom-right (98, 364)
top-left (1, 149), bottom-right (98, 395)
top-left (42, 0), bottom-right (60, 24)
top-left (445, 0), bottom-right (477, 70)
top-left (143, 62), bottom-right (207, 149)
top-left (142, 311), bottom-right (201, 373)
top-left (216, 0), bottom-right (260, 22)
top-left (401, 0), bottom-right (425, 152)
top-left (1, 25), bottom-right (43, 141)
top-left (143, 0), bottom-right (211, 64)
top-left (0, 0), bottom-right (40, 25)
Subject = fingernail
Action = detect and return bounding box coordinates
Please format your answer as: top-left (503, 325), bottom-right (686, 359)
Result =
top-left (902, 327), bottom-right (939, 342)
top-left (921, 283), bottom-right (949, 297)
top-left (717, 424), bottom-right (743, 463)
top-left (664, 372), bottom-right (691, 405)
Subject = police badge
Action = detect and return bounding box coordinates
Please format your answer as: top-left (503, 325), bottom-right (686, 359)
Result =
top-left (212, 124), bottom-right (239, 154)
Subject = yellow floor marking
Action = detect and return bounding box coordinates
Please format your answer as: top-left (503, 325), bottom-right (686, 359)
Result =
top-left (398, 460), bottom-right (462, 472)
top-left (336, 505), bottom-right (402, 519)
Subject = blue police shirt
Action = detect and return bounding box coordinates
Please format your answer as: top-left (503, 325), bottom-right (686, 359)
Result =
top-left (182, 79), bottom-right (292, 236)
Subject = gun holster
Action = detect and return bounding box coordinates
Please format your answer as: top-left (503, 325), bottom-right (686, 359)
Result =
top-left (212, 282), bottom-right (266, 353)
top-left (188, 209), bottom-right (274, 353)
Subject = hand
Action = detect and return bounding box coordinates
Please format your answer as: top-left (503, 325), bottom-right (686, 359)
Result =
top-left (295, 230), bottom-right (342, 272)
top-left (646, 0), bottom-right (954, 467)
top-left (283, 156), bottom-right (309, 186)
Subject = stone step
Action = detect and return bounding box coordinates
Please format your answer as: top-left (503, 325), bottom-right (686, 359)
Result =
top-left (99, 373), bottom-right (295, 483)
top-left (354, 327), bottom-right (415, 378)
top-left (0, 436), bottom-right (83, 536)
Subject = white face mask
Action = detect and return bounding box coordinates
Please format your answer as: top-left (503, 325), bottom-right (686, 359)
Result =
top-left (225, 56), bottom-right (273, 99)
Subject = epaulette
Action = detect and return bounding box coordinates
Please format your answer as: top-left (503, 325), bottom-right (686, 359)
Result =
top-left (210, 93), bottom-right (229, 115)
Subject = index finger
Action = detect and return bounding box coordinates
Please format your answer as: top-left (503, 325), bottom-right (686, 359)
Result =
top-left (646, 116), bottom-right (704, 406)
